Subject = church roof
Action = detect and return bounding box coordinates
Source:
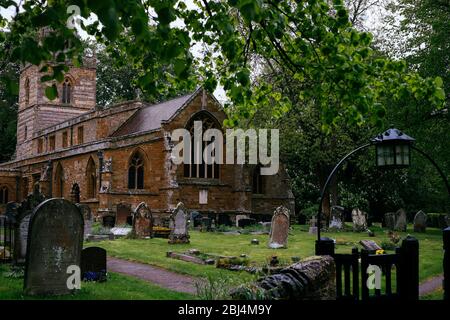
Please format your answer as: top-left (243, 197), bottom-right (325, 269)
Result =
top-left (111, 89), bottom-right (200, 137)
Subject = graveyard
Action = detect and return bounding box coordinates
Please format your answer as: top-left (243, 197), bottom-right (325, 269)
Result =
top-left (0, 201), bottom-right (447, 300)
top-left (0, 0), bottom-right (449, 310)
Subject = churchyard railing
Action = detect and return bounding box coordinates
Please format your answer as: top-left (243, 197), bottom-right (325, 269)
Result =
top-left (0, 215), bottom-right (14, 263)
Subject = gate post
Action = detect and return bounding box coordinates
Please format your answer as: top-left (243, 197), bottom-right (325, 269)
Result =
top-left (316, 237), bottom-right (335, 256)
top-left (399, 235), bottom-right (419, 300)
top-left (444, 227), bottom-right (450, 301)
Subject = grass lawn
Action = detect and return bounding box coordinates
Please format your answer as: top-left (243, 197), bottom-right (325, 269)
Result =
top-left (87, 223), bottom-right (445, 285)
top-left (0, 264), bottom-right (194, 300)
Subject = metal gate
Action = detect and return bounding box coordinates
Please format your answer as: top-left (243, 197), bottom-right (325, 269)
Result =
top-left (0, 215), bottom-right (14, 263)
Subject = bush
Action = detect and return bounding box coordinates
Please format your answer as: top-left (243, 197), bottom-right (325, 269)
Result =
top-left (427, 213), bottom-right (448, 229)
top-left (301, 205), bottom-right (319, 219)
top-left (195, 274), bottom-right (248, 300)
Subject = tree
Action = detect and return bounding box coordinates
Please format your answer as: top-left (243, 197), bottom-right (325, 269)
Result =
top-left (0, 0), bottom-right (444, 130)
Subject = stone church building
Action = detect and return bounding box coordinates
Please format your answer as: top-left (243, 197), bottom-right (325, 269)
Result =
top-left (0, 59), bottom-right (294, 226)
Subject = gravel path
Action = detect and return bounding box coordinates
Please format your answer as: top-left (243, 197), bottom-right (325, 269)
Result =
top-left (107, 256), bottom-right (198, 295)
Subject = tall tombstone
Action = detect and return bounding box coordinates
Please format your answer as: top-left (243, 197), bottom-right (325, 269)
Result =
top-left (76, 204), bottom-right (93, 240)
top-left (268, 206), bottom-right (290, 249)
top-left (351, 208), bottom-right (368, 232)
top-left (132, 202), bottom-right (153, 238)
top-left (80, 247), bottom-right (107, 282)
top-left (168, 202), bottom-right (190, 244)
top-left (24, 199), bottom-right (84, 296)
top-left (384, 212), bottom-right (396, 230)
top-left (116, 203), bottom-right (132, 226)
top-left (329, 206), bottom-right (344, 230)
top-left (394, 208), bottom-right (407, 232)
top-left (413, 210), bottom-right (427, 233)
top-left (13, 210), bottom-right (32, 265)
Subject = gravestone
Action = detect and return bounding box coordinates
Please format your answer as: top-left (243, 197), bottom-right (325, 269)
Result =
top-left (116, 203), bottom-right (132, 226)
top-left (238, 218), bottom-right (257, 228)
top-left (351, 208), bottom-right (367, 232)
top-left (13, 211), bottom-right (32, 265)
top-left (268, 206), bottom-right (290, 249)
top-left (394, 208), bottom-right (407, 232)
top-left (5, 202), bottom-right (18, 223)
top-left (190, 211), bottom-right (202, 228)
top-left (200, 217), bottom-right (212, 232)
top-left (24, 199), bottom-right (84, 295)
top-left (80, 247), bottom-right (107, 282)
top-left (359, 240), bottom-right (383, 253)
top-left (384, 212), bottom-right (396, 230)
top-left (329, 206), bottom-right (344, 230)
top-left (235, 215), bottom-right (249, 227)
top-left (309, 217), bottom-right (318, 235)
top-left (413, 210), bottom-right (427, 233)
top-left (76, 204), bottom-right (93, 240)
top-left (132, 202), bottom-right (153, 238)
top-left (102, 215), bottom-right (115, 228)
top-left (168, 202), bottom-right (190, 244)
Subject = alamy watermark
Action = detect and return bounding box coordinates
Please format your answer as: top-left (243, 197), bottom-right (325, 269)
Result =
top-left (170, 122), bottom-right (280, 175)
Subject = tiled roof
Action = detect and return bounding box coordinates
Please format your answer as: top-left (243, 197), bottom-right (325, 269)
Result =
top-left (111, 90), bottom-right (199, 137)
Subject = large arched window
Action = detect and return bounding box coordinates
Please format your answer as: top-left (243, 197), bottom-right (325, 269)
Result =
top-left (24, 78), bottom-right (30, 106)
top-left (128, 151), bottom-right (144, 189)
top-left (252, 165), bottom-right (264, 194)
top-left (0, 186), bottom-right (8, 204)
top-left (86, 157), bottom-right (97, 199)
top-left (184, 112), bottom-right (220, 179)
top-left (62, 78), bottom-right (72, 104)
top-left (54, 163), bottom-right (64, 197)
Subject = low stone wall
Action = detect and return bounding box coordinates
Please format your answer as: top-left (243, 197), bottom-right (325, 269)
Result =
top-left (230, 256), bottom-right (336, 300)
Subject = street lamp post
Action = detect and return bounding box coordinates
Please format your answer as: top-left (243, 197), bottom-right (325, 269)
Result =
top-left (315, 127), bottom-right (450, 256)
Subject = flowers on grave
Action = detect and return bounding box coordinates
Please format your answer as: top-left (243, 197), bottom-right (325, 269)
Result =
top-left (375, 249), bottom-right (385, 255)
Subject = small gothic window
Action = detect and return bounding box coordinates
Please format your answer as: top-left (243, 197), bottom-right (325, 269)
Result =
top-left (25, 78), bottom-right (30, 105)
top-left (71, 183), bottom-right (80, 203)
top-left (86, 158), bottom-right (97, 199)
top-left (24, 125), bottom-right (28, 141)
top-left (0, 186), bottom-right (8, 204)
top-left (62, 78), bottom-right (72, 104)
top-left (184, 112), bottom-right (220, 179)
top-left (54, 163), bottom-right (64, 198)
top-left (252, 165), bottom-right (264, 194)
top-left (128, 152), bottom-right (144, 189)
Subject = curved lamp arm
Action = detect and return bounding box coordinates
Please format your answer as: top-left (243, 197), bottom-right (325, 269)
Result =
top-left (410, 145), bottom-right (450, 198)
top-left (316, 143), bottom-right (372, 241)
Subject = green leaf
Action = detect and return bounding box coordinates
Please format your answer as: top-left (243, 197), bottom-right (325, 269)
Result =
top-left (434, 76), bottom-right (443, 87)
top-left (45, 85), bottom-right (58, 100)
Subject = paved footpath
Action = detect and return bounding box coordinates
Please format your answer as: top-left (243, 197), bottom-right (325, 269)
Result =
top-left (107, 256), bottom-right (198, 294)
top-left (419, 274), bottom-right (444, 296)
top-left (108, 256), bottom-right (443, 297)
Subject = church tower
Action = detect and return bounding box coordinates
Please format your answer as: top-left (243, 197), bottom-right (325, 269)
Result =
top-left (15, 56), bottom-right (96, 160)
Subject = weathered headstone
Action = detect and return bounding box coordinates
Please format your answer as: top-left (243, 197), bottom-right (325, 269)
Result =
top-left (168, 202), bottom-right (190, 244)
top-left (190, 211), bottom-right (202, 228)
top-left (13, 211), bottom-right (32, 265)
top-left (80, 247), bottom-right (107, 282)
top-left (268, 206), bottom-right (290, 249)
top-left (309, 217), bottom-right (318, 235)
top-left (413, 210), bottom-right (427, 233)
top-left (394, 208), bottom-right (407, 232)
top-left (351, 208), bottom-right (367, 232)
top-left (116, 203), bottom-right (132, 226)
top-left (76, 204), bottom-right (93, 240)
top-left (5, 202), bottom-right (18, 223)
top-left (238, 218), bottom-right (257, 228)
top-left (235, 215), bottom-right (249, 227)
top-left (24, 199), bottom-right (84, 295)
top-left (384, 212), bottom-right (396, 230)
top-left (200, 217), bottom-right (212, 232)
top-left (102, 215), bottom-right (115, 227)
top-left (132, 202), bottom-right (153, 238)
top-left (329, 206), bottom-right (344, 230)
